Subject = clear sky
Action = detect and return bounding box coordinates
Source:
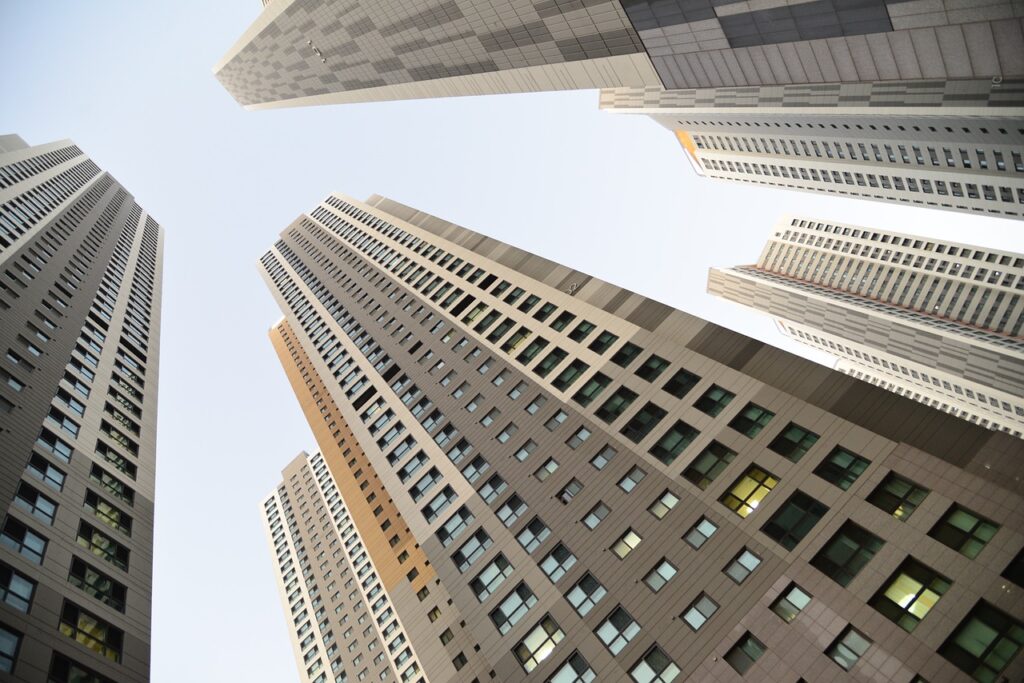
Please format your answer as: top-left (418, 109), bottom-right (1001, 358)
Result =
top-left (1, 2), bottom-right (1022, 681)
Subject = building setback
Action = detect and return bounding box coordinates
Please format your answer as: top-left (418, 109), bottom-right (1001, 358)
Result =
top-left (709, 215), bottom-right (1024, 437)
top-left (600, 81), bottom-right (1024, 219)
top-left (0, 135), bottom-right (163, 681)
top-left (259, 192), bottom-right (1023, 682)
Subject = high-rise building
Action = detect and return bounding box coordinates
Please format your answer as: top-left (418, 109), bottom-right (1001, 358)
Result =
top-left (259, 192), bottom-right (1023, 683)
top-left (600, 81), bottom-right (1024, 219)
top-left (215, 0), bottom-right (1024, 110)
top-left (708, 215), bottom-right (1024, 437)
top-left (0, 135), bottom-right (163, 681)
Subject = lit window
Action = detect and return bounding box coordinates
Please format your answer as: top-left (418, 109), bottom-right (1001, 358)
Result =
top-left (719, 466), bottom-right (778, 518)
top-left (867, 472), bottom-right (929, 521)
top-left (513, 615), bottom-right (564, 673)
top-left (870, 558), bottom-right (950, 632)
top-left (59, 601), bottom-right (124, 662)
top-left (611, 529), bottom-right (642, 559)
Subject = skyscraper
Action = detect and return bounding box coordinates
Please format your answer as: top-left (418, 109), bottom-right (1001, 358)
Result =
top-left (259, 192), bottom-right (1023, 682)
top-left (709, 215), bottom-right (1024, 437)
top-left (600, 81), bottom-right (1024, 219)
top-left (0, 135), bottom-right (163, 681)
top-left (215, 0), bottom-right (1024, 110)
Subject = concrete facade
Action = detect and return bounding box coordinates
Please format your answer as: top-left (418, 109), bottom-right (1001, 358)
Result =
top-left (0, 137), bottom-right (163, 682)
top-left (259, 192), bottom-right (1023, 682)
top-left (709, 215), bottom-right (1024, 437)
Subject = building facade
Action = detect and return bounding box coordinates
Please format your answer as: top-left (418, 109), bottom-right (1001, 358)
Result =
top-left (600, 81), bottom-right (1024, 219)
top-left (259, 192), bottom-right (1023, 682)
top-left (709, 216), bottom-right (1024, 437)
top-left (0, 135), bottom-right (163, 682)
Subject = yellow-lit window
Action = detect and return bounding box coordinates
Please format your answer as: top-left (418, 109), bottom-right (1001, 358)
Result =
top-left (719, 467), bottom-right (778, 518)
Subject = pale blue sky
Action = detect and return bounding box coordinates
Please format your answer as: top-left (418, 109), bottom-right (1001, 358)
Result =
top-left (1, 2), bottom-right (1021, 681)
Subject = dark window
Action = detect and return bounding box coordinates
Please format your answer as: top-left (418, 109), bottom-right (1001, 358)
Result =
top-left (533, 348), bottom-right (568, 378)
top-left (728, 403), bottom-right (775, 437)
top-left (1003, 548), bottom-right (1024, 587)
top-left (867, 473), bottom-right (929, 521)
top-left (620, 402), bottom-right (667, 443)
top-left (551, 360), bottom-right (589, 391)
top-left (648, 420), bottom-right (700, 465)
top-left (929, 505), bottom-right (999, 559)
top-left (568, 321), bottom-right (595, 342)
top-left (571, 372), bottom-right (610, 407)
top-left (811, 521), bottom-right (884, 587)
top-left (694, 385), bottom-right (735, 416)
top-left (725, 632), bottom-right (765, 675)
top-left (940, 601), bottom-right (1023, 681)
top-left (682, 441), bottom-right (735, 490)
top-left (634, 354), bottom-right (669, 382)
top-left (662, 368), bottom-right (700, 398)
top-left (770, 583), bottom-right (811, 622)
top-left (549, 311), bottom-right (576, 332)
top-left (594, 386), bottom-right (637, 423)
top-left (767, 422), bottom-right (819, 462)
top-left (587, 331), bottom-right (619, 354)
top-left (610, 342), bottom-right (642, 368)
top-left (515, 337), bottom-right (548, 364)
top-left (813, 447), bottom-right (870, 491)
top-left (760, 491), bottom-right (828, 551)
top-left (826, 626), bottom-right (871, 672)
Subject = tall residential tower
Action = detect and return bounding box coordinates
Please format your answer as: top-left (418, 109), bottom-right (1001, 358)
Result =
top-left (259, 192), bottom-right (1023, 682)
top-left (709, 216), bottom-right (1024, 437)
top-left (0, 135), bottom-right (163, 682)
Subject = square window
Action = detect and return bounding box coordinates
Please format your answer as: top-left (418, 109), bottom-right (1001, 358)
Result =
top-left (629, 646), bottom-right (679, 683)
top-left (643, 559), bottom-right (677, 592)
top-left (540, 544), bottom-right (576, 583)
top-left (497, 423), bottom-right (518, 444)
top-left (719, 466), bottom-right (779, 518)
top-left (767, 422), bottom-right (819, 462)
top-left (728, 403), bottom-right (775, 438)
top-left (479, 408), bottom-right (500, 428)
top-left (867, 472), bottom-right (929, 521)
top-left (811, 521), bottom-right (884, 587)
top-left (929, 504), bottom-right (1000, 560)
top-left (634, 354), bottom-right (670, 382)
top-left (649, 420), bottom-right (700, 465)
top-left (514, 440), bottom-right (537, 462)
top-left (611, 529), bottom-right (642, 559)
top-left (489, 582), bottom-right (537, 635)
top-left (513, 615), bottom-right (563, 673)
top-left (724, 549), bottom-right (761, 583)
top-left (682, 441), bottom-right (735, 490)
top-left (694, 385), bottom-right (735, 416)
top-left (620, 402), bottom-right (667, 443)
top-left (760, 491), bottom-right (829, 551)
top-left (771, 583), bottom-right (811, 622)
top-left (496, 495), bottom-right (528, 527)
top-left (648, 490), bottom-right (679, 520)
top-left (684, 517), bottom-right (718, 549)
top-left (618, 467), bottom-right (647, 493)
top-left (517, 517), bottom-right (550, 554)
top-left (725, 632), bottom-right (765, 675)
top-left (870, 558), bottom-right (950, 632)
top-left (940, 600), bottom-right (1023, 681)
top-left (566, 573), bottom-right (606, 616)
top-left (582, 503), bottom-right (610, 530)
top-left (470, 554), bottom-right (513, 602)
top-left (596, 606), bottom-right (640, 655)
top-left (610, 342), bottom-right (643, 368)
top-left (814, 447), bottom-right (870, 490)
top-left (594, 387), bottom-right (637, 423)
top-left (682, 593), bottom-right (718, 630)
top-left (549, 651), bottom-right (594, 683)
top-left (662, 369), bottom-right (700, 398)
top-left (826, 626), bottom-right (871, 671)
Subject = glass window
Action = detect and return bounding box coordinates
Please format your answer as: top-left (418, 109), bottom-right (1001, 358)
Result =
top-left (811, 521), bottom-right (885, 587)
top-left (0, 563), bottom-right (35, 613)
top-left (571, 372), bottom-right (610, 407)
top-left (719, 466), bottom-right (779, 518)
top-left (589, 445), bottom-right (617, 470)
top-left (587, 331), bottom-right (619, 354)
top-left (437, 507), bottom-right (474, 547)
top-left (694, 385), bottom-right (735, 416)
top-left (540, 544), bottom-right (576, 583)
top-left (634, 355), bottom-right (670, 382)
top-left (0, 624), bottom-right (20, 673)
top-left (516, 337), bottom-right (549, 364)
top-left (514, 439), bottom-right (537, 462)
top-left (544, 410), bottom-right (567, 430)
top-left (760, 491), bottom-right (829, 551)
top-left (534, 348), bottom-right (568, 378)
top-left (724, 549), bottom-right (762, 584)
top-left (496, 423), bottom-right (518, 444)
top-left (452, 530), bottom-right (491, 572)
top-left (68, 558), bottom-right (126, 613)
top-left (648, 490), bottom-right (679, 520)
top-left (496, 495), bottom-right (527, 527)
top-left (479, 408), bottom-right (499, 428)
top-left (507, 381), bottom-right (527, 400)
top-left (662, 369), bottom-right (700, 398)
top-left (813, 447), bottom-right (870, 490)
top-left (59, 601), bottom-right (124, 662)
top-left (682, 441), bottom-right (735, 490)
top-left (870, 558), bottom-right (950, 632)
top-left (929, 504), bottom-right (999, 559)
top-left (582, 503), bottom-right (610, 530)
top-left (826, 626), bottom-right (871, 672)
top-left (513, 615), bottom-right (564, 673)
top-left (14, 482), bottom-right (57, 525)
top-left (725, 632), bottom-right (765, 675)
top-left (728, 403), bottom-right (775, 438)
top-left (767, 423), bottom-right (819, 462)
top-left (610, 342), bottom-right (643, 368)
top-left (461, 455), bottom-right (490, 483)
top-left (611, 529), bottom-right (642, 559)
top-left (0, 517), bottom-right (47, 564)
top-left (596, 606), bottom-right (640, 655)
top-left (771, 583), bottom-right (811, 622)
top-left (568, 321), bottom-right (596, 343)
top-left (682, 593), bottom-right (718, 630)
top-left (566, 573), bottom-right (606, 616)
top-left (27, 454), bottom-right (65, 491)
top-left (526, 395), bottom-right (547, 415)
top-left (517, 517), bottom-right (550, 554)
top-left (939, 600), bottom-right (1023, 682)
top-left (549, 311), bottom-right (576, 332)
top-left (643, 559), bottom-right (677, 592)
top-left (618, 466), bottom-right (646, 493)
top-left (620, 402), bottom-right (667, 443)
top-left (649, 420), bottom-right (699, 465)
top-left (470, 554), bottom-right (513, 602)
top-left (548, 651), bottom-right (595, 683)
top-left (557, 479), bottom-right (583, 505)
top-left (534, 459), bottom-right (559, 482)
top-left (594, 386), bottom-right (637, 423)
top-left (552, 360), bottom-right (589, 392)
top-left (684, 517), bottom-right (718, 549)
top-left (479, 475), bottom-right (507, 504)
top-left (566, 427), bottom-right (591, 450)
top-left (490, 582), bottom-right (537, 634)
top-left (867, 472), bottom-right (929, 521)
top-left (629, 646), bottom-right (679, 683)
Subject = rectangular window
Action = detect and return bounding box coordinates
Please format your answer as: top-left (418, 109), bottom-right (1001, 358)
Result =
top-left (496, 495), bottom-right (527, 527)
top-left (610, 342), bottom-right (643, 368)
top-left (596, 606), bottom-right (640, 655)
top-left (594, 387), bottom-right (637, 423)
top-left (0, 563), bottom-right (35, 613)
top-left (489, 582), bottom-right (537, 635)
top-left (725, 632), bottom-right (765, 675)
top-left (929, 504), bottom-right (999, 559)
top-left (478, 475), bottom-right (507, 504)
top-left (452, 530), bottom-right (491, 572)
top-left (867, 472), bottom-right (929, 521)
top-left (552, 360), bottom-right (588, 391)
top-left (421, 486), bottom-right (457, 523)
top-left (648, 490), bottom-right (679, 519)
top-left (436, 507), bottom-right (473, 547)
top-left (684, 517), bottom-right (717, 549)
top-left (550, 652), bottom-right (594, 682)
top-left (470, 554), bottom-right (513, 602)
top-left (683, 441), bottom-right (735, 490)
top-left (694, 385), bottom-right (735, 416)
top-left (540, 544), bottom-right (576, 583)
top-left (571, 372), bottom-right (610, 407)
top-left (513, 439), bottom-right (536, 462)
top-left (662, 368), bottom-right (700, 398)
top-left (587, 331), bottom-right (619, 354)
top-left (771, 583), bottom-right (811, 622)
top-left (760, 491), bottom-right (828, 551)
top-left (549, 311), bottom-right (576, 332)
top-left (813, 447), bottom-right (870, 490)
top-left (724, 549), bottom-right (761, 583)
top-left (617, 466), bottom-right (646, 493)
top-left (568, 320), bottom-right (595, 342)
top-left (513, 615), bottom-right (563, 673)
top-left (0, 625), bottom-right (19, 673)
top-left (566, 573), bottom-right (606, 616)
top-left (68, 558), bottom-right (127, 613)
top-left (629, 646), bottom-right (679, 683)
top-left (517, 517), bottom-right (550, 554)
top-left (728, 403), bottom-right (775, 438)
top-left (611, 529), bottom-right (642, 559)
top-left (811, 521), bottom-right (884, 587)
top-left (620, 402), bottom-right (666, 443)
top-left (59, 601), bottom-right (124, 663)
top-left (582, 503), bottom-right (610, 530)
top-left (940, 601), bottom-right (1023, 681)
top-left (682, 593), bottom-right (718, 631)
top-left (76, 522), bottom-right (128, 570)
top-left (719, 466), bottom-right (779, 518)
top-left (643, 559), bottom-right (677, 592)
top-left (0, 517), bottom-right (47, 564)
top-left (870, 558), bottom-right (950, 632)
top-left (767, 423), bottom-right (819, 462)
top-left (649, 420), bottom-right (699, 465)
top-left (565, 427), bottom-right (590, 450)
top-left (589, 445), bottom-right (616, 470)
top-left (826, 626), bottom-right (871, 672)
top-left (533, 348), bottom-right (568, 378)
top-left (515, 337), bottom-right (549, 364)
top-left (634, 354), bottom-right (669, 382)
top-left (14, 482), bottom-right (57, 525)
